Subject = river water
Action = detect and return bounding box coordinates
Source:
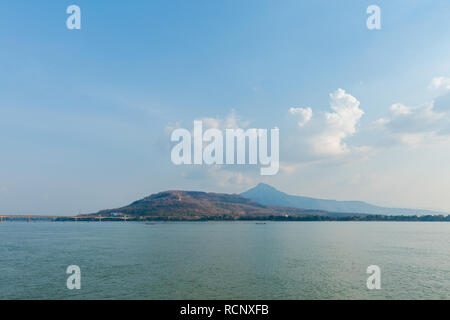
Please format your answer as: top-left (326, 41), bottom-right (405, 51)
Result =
top-left (0, 221), bottom-right (448, 299)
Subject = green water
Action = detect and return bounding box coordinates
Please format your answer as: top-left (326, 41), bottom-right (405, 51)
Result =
top-left (0, 221), bottom-right (449, 299)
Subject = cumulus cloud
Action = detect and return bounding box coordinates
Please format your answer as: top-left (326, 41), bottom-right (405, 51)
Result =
top-left (284, 88), bottom-right (365, 163)
top-left (429, 77), bottom-right (450, 90)
top-left (289, 107), bottom-right (312, 127)
top-left (310, 89), bottom-right (364, 156)
top-left (373, 100), bottom-right (448, 147)
top-left (380, 101), bottom-right (443, 131)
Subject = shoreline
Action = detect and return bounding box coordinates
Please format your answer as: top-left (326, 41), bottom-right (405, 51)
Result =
top-left (1, 215), bottom-right (449, 222)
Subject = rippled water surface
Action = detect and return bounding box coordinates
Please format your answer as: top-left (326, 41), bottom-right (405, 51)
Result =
top-left (0, 221), bottom-right (449, 299)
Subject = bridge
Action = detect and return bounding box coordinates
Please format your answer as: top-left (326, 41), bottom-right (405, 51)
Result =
top-left (0, 215), bottom-right (132, 222)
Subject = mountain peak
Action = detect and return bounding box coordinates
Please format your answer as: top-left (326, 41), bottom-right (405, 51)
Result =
top-left (241, 183), bottom-right (289, 208)
top-left (242, 184), bottom-right (440, 216)
top-left (252, 183), bottom-right (281, 192)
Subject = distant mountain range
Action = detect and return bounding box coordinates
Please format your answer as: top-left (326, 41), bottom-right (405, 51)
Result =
top-left (86, 183), bottom-right (445, 220)
top-left (241, 183), bottom-right (444, 216)
top-left (89, 190), bottom-right (359, 220)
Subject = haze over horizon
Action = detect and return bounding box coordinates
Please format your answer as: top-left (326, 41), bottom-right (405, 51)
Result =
top-left (2, 183), bottom-right (447, 216)
top-left (1, 1), bottom-right (450, 215)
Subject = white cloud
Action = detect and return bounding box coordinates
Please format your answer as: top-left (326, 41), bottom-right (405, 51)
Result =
top-left (390, 103), bottom-right (412, 115)
top-left (385, 101), bottom-right (443, 128)
top-left (220, 171), bottom-right (255, 187)
top-left (284, 89), bottom-right (365, 162)
top-left (373, 101), bottom-right (448, 147)
top-left (289, 107), bottom-right (312, 127)
top-left (397, 133), bottom-right (430, 147)
top-left (372, 117), bottom-right (390, 128)
top-left (162, 110), bottom-right (250, 150)
top-left (167, 110), bottom-right (260, 187)
top-left (310, 89), bottom-right (364, 156)
top-left (182, 165), bottom-right (257, 189)
top-left (429, 77), bottom-right (450, 90)
top-left (199, 109), bottom-right (249, 131)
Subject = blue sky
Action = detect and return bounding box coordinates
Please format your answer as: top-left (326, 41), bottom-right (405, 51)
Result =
top-left (1, 0), bottom-right (450, 214)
